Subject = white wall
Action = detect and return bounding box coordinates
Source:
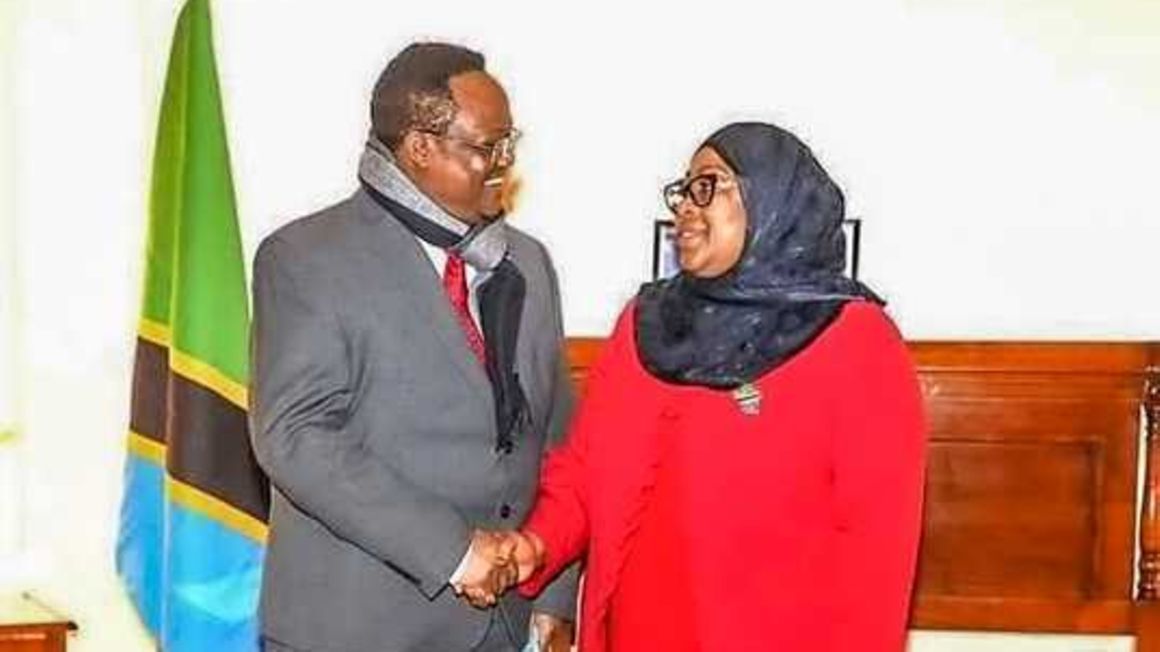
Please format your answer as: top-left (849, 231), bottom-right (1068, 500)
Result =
top-left (4, 1), bottom-right (1160, 650)
top-left (4, 0), bottom-right (157, 648)
top-left (202, 0), bottom-right (1160, 339)
top-left (0, 0), bottom-right (23, 579)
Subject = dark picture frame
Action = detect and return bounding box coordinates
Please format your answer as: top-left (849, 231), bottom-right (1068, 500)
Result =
top-left (651, 218), bottom-right (862, 280)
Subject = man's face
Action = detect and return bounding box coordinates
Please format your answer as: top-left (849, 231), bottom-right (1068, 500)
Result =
top-left (404, 71), bottom-right (515, 225)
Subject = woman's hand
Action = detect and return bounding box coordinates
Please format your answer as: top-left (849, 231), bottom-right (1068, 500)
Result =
top-left (511, 529), bottom-right (545, 582)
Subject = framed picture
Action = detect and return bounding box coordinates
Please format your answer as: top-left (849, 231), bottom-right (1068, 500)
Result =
top-left (651, 217), bottom-right (862, 280)
top-left (842, 218), bottom-right (861, 280)
top-left (651, 219), bottom-right (679, 280)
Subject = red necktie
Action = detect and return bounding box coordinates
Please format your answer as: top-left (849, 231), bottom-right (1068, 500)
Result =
top-left (443, 253), bottom-right (487, 367)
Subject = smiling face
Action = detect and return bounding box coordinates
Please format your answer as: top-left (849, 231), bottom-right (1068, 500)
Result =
top-left (671, 146), bottom-right (748, 278)
top-left (396, 70), bottom-right (515, 224)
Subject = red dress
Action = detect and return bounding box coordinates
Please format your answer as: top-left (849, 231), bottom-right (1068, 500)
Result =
top-left (520, 301), bottom-right (926, 652)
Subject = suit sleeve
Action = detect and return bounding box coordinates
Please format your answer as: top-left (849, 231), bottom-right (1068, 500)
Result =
top-left (530, 246), bottom-right (582, 619)
top-left (831, 307), bottom-right (927, 651)
top-left (249, 237), bottom-right (471, 599)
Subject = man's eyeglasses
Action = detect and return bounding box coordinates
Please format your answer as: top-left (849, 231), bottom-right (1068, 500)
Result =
top-left (421, 128), bottom-right (522, 169)
top-left (663, 173), bottom-right (722, 214)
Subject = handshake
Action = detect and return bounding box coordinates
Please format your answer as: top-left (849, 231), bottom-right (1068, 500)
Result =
top-left (451, 528), bottom-right (545, 608)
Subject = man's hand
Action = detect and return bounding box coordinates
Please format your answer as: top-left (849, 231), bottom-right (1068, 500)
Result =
top-left (530, 611), bottom-right (574, 652)
top-left (453, 529), bottom-right (519, 608)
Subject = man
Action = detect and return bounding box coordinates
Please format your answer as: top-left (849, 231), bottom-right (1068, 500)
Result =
top-left (250, 42), bottom-right (576, 651)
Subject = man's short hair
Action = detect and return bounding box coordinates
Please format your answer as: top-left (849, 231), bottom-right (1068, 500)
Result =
top-left (370, 42), bottom-right (486, 150)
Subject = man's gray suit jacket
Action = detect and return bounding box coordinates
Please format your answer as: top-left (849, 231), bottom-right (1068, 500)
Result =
top-left (249, 189), bottom-right (578, 651)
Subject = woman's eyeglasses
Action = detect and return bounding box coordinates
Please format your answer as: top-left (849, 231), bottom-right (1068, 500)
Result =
top-left (663, 173), bottom-right (722, 214)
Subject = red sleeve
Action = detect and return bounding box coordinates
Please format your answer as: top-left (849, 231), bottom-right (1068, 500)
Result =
top-left (519, 307), bottom-right (637, 596)
top-left (831, 305), bottom-right (927, 651)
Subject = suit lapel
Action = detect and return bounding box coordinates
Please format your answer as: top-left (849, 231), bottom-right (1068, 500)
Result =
top-left (356, 192), bottom-right (496, 411)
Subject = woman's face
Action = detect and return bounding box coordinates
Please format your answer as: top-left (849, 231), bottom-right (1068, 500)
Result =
top-left (669, 147), bottom-right (748, 278)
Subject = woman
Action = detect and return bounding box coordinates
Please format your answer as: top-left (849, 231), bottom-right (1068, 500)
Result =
top-left (514, 122), bottom-right (926, 651)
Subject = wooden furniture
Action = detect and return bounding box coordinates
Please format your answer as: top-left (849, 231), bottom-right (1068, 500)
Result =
top-left (565, 338), bottom-right (1160, 647)
top-left (0, 594), bottom-right (74, 652)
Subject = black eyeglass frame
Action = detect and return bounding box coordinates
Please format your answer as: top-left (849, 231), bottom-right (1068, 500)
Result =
top-left (662, 173), bottom-right (722, 214)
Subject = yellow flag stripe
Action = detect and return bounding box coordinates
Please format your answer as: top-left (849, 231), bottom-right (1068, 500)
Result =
top-left (138, 318), bottom-right (171, 348)
top-left (130, 321), bottom-right (258, 539)
top-left (127, 430), bottom-right (166, 465)
top-left (166, 476), bottom-right (268, 544)
top-left (137, 318), bottom-right (248, 410)
top-left (126, 433), bottom-right (267, 543)
top-left (169, 349), bottom-right (248, 410)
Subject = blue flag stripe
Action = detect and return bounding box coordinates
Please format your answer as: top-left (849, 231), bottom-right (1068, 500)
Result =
top-left (116, 454), bottom-right (165, 638)
top-left (117, 452), bottom-right (265, 649)
top-left (163, 503), bottom-right (264, 651)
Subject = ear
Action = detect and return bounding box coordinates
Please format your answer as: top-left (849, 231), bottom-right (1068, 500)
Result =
top-left (398, 131), bottom-right (434, 170)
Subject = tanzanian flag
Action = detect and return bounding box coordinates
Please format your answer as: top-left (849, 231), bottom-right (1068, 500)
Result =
top-left (115, 0), bottom-right (268, 649)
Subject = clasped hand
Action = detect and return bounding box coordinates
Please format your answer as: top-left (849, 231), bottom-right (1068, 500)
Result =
top-left (451, 529), bottom-right (543, 608)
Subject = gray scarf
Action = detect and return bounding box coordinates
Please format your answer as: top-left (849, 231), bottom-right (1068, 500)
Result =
top-left (358, 135), bottom-right (508, 272)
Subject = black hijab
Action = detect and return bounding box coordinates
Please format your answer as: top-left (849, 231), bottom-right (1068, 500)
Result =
top-left (635, 122), bottom-right (883, 389)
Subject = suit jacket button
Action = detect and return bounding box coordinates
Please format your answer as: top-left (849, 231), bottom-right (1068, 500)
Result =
top-left (500, 504), bottom-right (512, 519)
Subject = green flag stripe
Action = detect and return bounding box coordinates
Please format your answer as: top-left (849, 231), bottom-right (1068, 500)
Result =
top-left (139, 0), bottom-right (190, 329)
top-left (129, 0), bottom-right (266, 526)
top-left (154, 0), bottom-right (249, 385)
